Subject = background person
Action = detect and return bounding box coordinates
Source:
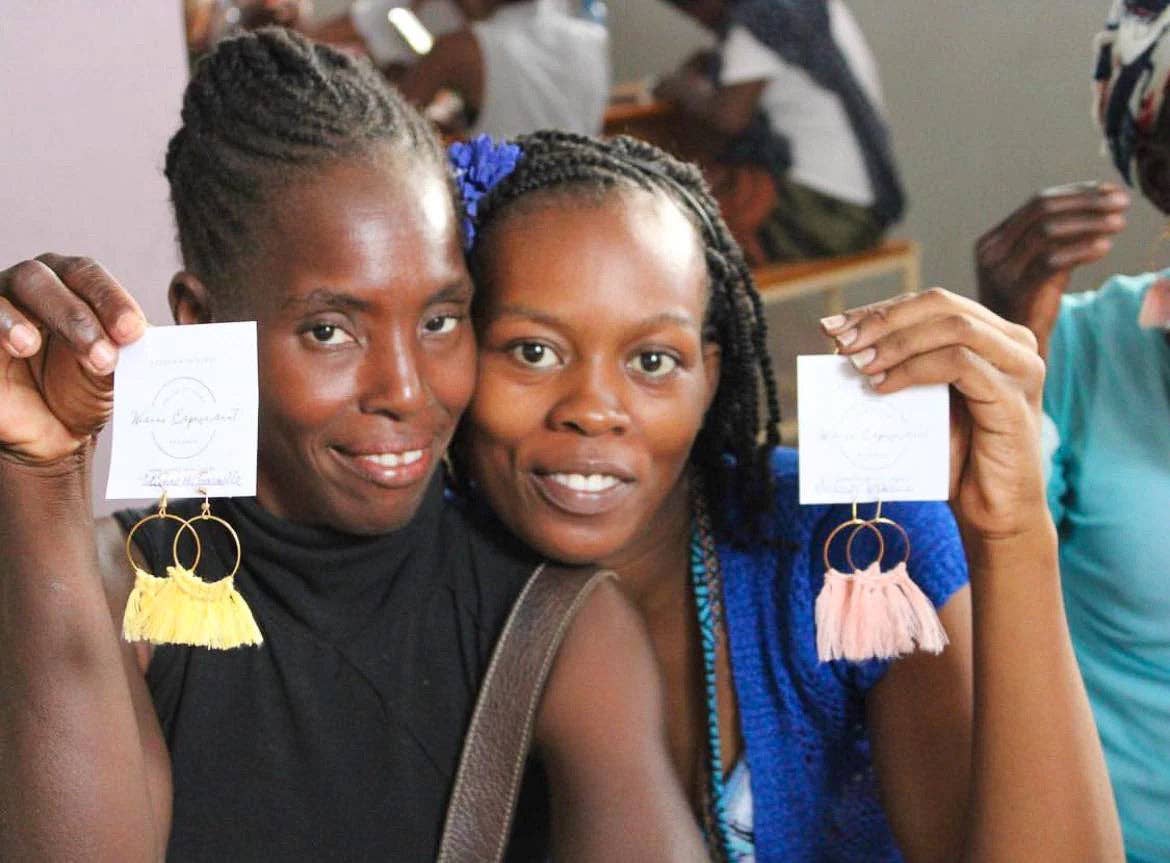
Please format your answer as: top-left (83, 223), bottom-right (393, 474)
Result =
top-left (652, 0), bottom-right (903, 265)
top-left (311, 0), bottom-right (610, 138)
top-left (974, 3), bottom-right (1170, 859)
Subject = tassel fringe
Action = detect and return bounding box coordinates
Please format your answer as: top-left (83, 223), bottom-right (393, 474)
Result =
top-left (122, 565), bottom-right (263, 649)
top-left (815, 561), bottom-right (948, 663)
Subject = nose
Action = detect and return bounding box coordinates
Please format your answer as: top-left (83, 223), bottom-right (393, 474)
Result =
top-left (359, 327), bottom-right (428, 419)
top-left (547, 359), bottom-right (630, 437)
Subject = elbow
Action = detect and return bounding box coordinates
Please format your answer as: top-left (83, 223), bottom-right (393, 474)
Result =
top-left (710, 106), bottom-right (753, 138)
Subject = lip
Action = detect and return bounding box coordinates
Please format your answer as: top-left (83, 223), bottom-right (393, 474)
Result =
top-left (528, 462), bottom-right (636, 517)
top-left (329, 442), bottom-right (434, 490)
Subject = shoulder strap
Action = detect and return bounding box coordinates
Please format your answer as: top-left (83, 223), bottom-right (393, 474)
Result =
top-left (437, 562), bottom-right (616, 863)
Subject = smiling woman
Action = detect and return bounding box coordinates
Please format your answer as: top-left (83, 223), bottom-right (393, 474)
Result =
top-left (454, 130), bottom-right (1123, 862)
top-left (176, 158), bottom-right (477, 533)
top-left (469, 187), bottom-right (719, 563)
top-left (0, 28), bottom-right (705, 862)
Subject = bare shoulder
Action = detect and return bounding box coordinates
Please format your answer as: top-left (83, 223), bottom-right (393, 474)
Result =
top-left (534, 577), bottom-right (709, 860)
top-left (94, 515), bottom-right (131, 599)
top-left (537, 576), bottom-right (662, 744)
top-left (94, 514), bottom-right (152, 672)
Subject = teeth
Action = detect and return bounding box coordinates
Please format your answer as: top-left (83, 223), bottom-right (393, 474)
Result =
top-left (360, 449), bottom-right (424, 468)
top-left (549, 473), bottom-right (621, 493)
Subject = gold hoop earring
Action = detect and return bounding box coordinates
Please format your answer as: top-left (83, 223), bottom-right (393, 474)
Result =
top-left (124, 490), bottom-right (261, 650)
top-left (122, 492), bottom-right (201, 643)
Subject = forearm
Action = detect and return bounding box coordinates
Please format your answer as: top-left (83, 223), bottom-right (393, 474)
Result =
top-left (0, 454), bottom-right (162, 860)
top-left (961, 519), bottom-right (1122, 862)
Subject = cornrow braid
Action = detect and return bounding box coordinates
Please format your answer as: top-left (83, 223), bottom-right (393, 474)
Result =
top-left (468, 131), bottom-right (782, 543)
top-left (165, 27), bottom-right (446, 302)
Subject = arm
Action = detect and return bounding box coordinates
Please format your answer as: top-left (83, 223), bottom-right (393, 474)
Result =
top-left (535, 579), bottom-right (706, 862)
top-left (825, 289), bottom-right (1123, 862)
top-left (867, 589), bottom-right (973, 863)
top-left (397, 30), bottom-right (484, 117)
top-left (974, 182), bottom-right (1129, 358)
top-left (653, 73), bottom-right (766, 139)
top-left (0, 256), bottom-right (170, 860)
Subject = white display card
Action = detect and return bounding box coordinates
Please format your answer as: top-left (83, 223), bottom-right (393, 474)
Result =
top-left (105, 323), bottom-right (258, 499)
top-left (797, 354), bottom-right (949, 505)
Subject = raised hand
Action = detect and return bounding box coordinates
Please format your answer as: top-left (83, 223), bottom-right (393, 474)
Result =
top-left (975, 181), bottom-right (1129, 356)
top-left (0, 254), bottom-right (147, 465)
top-left (822, 289), bottom-right (1046, 540)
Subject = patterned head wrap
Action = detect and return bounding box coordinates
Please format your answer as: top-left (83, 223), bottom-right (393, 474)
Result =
top-left (1095, 0), bottom-right (1170, 183)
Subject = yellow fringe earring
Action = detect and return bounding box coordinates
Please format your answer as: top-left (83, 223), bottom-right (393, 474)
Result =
top-left (122, 491), bottom-right (201, 641)
top-left (123, 490), bottom-right (263, 650)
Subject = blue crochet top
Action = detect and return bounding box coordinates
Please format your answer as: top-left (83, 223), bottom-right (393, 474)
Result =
top-left (719, 448), bottom-right (969, 862)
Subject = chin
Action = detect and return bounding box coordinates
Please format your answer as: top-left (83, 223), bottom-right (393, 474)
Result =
top-left (333, 503), bottom-right (424, 536)
top-left (278, 472), bottom-right (438, 536)
top-left (522, 522), bottom-right (631, 568)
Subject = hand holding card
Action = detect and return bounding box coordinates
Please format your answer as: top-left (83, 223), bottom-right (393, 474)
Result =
top-left (106, 323), bottom-right (259, 500)
top-left (820, 288), bottom-right (1048, 539)
top-left (0, 253), bottom-right (147, 465)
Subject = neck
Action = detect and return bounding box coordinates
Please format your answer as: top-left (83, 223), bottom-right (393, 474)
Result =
top-left (600, 477), bottom-right (694, 619)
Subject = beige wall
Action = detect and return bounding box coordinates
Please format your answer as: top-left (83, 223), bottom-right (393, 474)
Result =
top-left (1, 1), bottom-right (188, 512)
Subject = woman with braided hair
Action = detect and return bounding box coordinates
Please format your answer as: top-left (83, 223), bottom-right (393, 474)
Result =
top-left (453, 130), bottom-right (1123, 861)
top-left (0, 29), bottom-right (707, 861)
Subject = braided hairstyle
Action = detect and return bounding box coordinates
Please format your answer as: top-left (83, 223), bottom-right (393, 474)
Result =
top-left (165, 27), bottom-right (447, 305)
top-left (467, 130), bottom-right (781, 541)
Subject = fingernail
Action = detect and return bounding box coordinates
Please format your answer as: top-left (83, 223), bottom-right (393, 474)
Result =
top-left (869, 371), bottom-right (887, 388)
top-left (89, 340), bottom-right (117, 373)
top-left (849, 347), bottom-right (876, 370)
top-left (8, 323), bottom-right (37, 354)
top-left (113, 311), bottom-right (143, 341)
top-left (820, 314), bottom-right (847, 331)
top-left (836, 327), bottom-right (859, 347)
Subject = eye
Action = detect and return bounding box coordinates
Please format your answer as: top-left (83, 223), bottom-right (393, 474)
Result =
top-left (309, 323), bottom-right (354, 345)
top-left (628, 351), bottom-right (678, 378)
top-left (422, 315), bottom-right (460, 335)
top-left (509, 341), bottom-right (560, 369)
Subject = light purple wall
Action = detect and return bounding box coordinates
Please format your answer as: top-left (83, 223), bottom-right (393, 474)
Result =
top-left (0, 1), bottom-right (188, 512)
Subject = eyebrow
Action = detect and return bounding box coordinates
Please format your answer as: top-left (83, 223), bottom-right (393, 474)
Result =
top-left (282, 289), bottom-right (371, 314)
top-left (426, 281), bottom-right (474, 305)
top-left (491, 304), bottom-right (696, 330)
top-left (281, 282), bottom-right (473, 314)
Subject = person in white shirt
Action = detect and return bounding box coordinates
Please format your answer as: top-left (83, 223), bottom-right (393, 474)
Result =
top-left (343, 0), bottom-right (609, 139)
top-left (655, 0), bottom-right (904, 264)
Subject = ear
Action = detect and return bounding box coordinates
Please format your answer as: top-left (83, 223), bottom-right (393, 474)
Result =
top-left (1135, 135), bottom-right (1170, 216)
top-left (701, 339), bottom-right (722, 413)
top-left (168, 271), bottom-right (214, 325)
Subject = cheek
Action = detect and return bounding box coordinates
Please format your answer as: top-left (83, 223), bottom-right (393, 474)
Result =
top-left (422, 333), bottom-right (477, 426)
top-left (640, 388), bottom-right (709, 477)
top-left (257, 338), bottom-right (352, 442)
top-left (467, 365), bottom-right (547, 472)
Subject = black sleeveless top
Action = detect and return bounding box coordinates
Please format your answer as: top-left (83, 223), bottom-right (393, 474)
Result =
top-left (115, 478), bottom-right (545, 861)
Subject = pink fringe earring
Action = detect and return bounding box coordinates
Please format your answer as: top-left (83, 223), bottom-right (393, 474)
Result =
top-left (815, 502), bottom-right (948, 663)
top-left (815, 504), bottom-right (882, 662)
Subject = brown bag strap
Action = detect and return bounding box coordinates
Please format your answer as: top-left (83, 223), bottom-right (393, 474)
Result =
top-left (436, 562), bottom-right (616, 863)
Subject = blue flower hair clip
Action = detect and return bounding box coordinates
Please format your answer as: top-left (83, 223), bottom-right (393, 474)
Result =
top-left (448, 134), bottom-right (523, 249)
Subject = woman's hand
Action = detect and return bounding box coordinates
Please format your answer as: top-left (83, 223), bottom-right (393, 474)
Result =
top-left (0, 254), bottom-right (146, 466)
top-left (975, 181), bottom-right (1129, 357)
top-left (821, 289), bottom-right (1046, 540)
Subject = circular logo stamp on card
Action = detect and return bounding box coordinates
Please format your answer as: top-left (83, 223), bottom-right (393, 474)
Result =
top-left (150, 376), bottom-right (218, 460)
top-left (830, 398), bottom-right (911, 471)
